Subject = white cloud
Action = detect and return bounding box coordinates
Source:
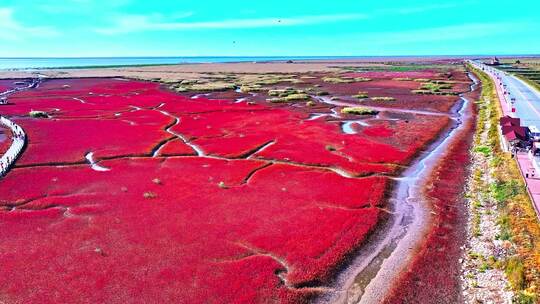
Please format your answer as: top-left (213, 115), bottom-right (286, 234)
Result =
top-left (36, 0), bottom-right (131, 13)
top-left (394, 3), bottom-right (462, 15)
top-left (96, 13), bottom-right (368, 35)
top-left (377, 1), bottom-right (479, 16)
top-left (357, 21), bottom-right (535, 45)
top-left (0, 8), bottom-right (58, 41)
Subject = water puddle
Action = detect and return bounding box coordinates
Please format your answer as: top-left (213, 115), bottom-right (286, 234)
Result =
top-left (234, 97), bottom-right (248, 103)
top-left (308, 108), bottom-right (342, 120)
top-left (246, 141), bottom-right (276, 159)
top-left (341, 121), bottom-right (369, 134)
top-left (191, 93), bottom-right (210, 100)
top-left (157, 110), bottom-right (206, 157)
top-left (84, 152), bottom-right (110, 172)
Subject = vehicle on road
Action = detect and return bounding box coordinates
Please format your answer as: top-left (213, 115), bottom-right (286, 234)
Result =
top-left (530, 125), bottom-right (540, 142)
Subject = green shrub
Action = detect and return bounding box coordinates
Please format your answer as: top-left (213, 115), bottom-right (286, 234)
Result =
top-left (240, 85), bottom-right (262, 92)
top-left (491, 180), bottom-right (521, 204)
top-left (268, 93), bottom-right (310, 103)
top-left (514, 291), bottom-right (537, 304)
top-left (420, 82), bottom-right (453, 92)
top-left (180, 79), bottom-right (199, 85)
top-left (268, 88), bottom-right (301, 97)
top-left (189, 82), bottom-right (237, 91)
top-left (341, 107), bottom-right (379, 115)
top-left (479, 262), bottom-right (491, 273)
top-left (474, 145), bottom-right (491, 157)
top-left (322, 77), bottom-right (354, 84)
top-left (496, 214), bottom-right (512, 241)
top-left (353, 91), bottom-right (369, 99)
top-left (371, 96), bottom-right (396, 101)
top-left (505, 257), bottom-right (526, 290)
top-left (29, 110), bottom-right (49, 118)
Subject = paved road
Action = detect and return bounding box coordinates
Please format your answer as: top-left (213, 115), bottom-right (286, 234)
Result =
top-left (473, 61), bottom-right (540, 128)
top-left (471, 60), bottom-right (540, 220)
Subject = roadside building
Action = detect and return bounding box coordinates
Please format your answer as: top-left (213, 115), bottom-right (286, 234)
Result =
top-left (499, 115), bottom-right (530, 151)
top-left (502, 125), bottom-right (529, 145)
top-left (500, 115), bottom-right (520, 127)
top-left (486, 57), bottom-right (501, 66)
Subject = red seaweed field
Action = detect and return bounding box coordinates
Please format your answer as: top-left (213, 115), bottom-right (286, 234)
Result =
top-left (0, 67), bottom-right (471, 303)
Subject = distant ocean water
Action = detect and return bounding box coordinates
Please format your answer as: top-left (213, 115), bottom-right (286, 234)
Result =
top-left (2, 55), bottom-right (535, 70)
top-left (0, 56), bottom-right (370, 70)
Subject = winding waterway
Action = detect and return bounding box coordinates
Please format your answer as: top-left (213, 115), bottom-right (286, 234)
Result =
top-left (316, 72), bottom-right (479, 303)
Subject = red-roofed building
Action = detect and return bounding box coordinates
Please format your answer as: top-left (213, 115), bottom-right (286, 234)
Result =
top-left (500, 115), bottom-right (520, 127)
top-left (501, 125), bottom-right (529, 149)
top-left (498, 115), bottom-right (530, 151)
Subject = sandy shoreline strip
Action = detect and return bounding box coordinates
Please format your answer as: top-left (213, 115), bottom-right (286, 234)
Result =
top-left (0, 57), bottom-right (472, 80)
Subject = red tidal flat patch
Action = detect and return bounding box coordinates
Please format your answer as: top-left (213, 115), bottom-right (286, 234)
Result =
top-left (362, 114), bottom-right (450, 153)
top-left (0, 79), bottom-right (20, 93)
top-left (1, 157), bottom-right (386, 303)
top-left (173, 109), bottom-right (404, 175)
top-left (362, 125), bottom-right (393, 137)
top-left (0, 76), bottom-right (460, 303)
top-left (15, 109), bottom-right (172, 165)
top-left (342, 71), bottom-right (439, 79)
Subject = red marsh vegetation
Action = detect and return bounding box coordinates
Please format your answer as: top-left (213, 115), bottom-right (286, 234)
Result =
top-left (383, 90), bottom-right (476, 304)
top-left (0, 66), bottom-right (471, 303)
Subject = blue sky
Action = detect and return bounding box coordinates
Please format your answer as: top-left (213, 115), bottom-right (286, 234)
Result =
top-left (1, 0), bottom-right (539, 57)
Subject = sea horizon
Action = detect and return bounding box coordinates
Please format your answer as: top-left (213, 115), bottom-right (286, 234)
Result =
top-left (2, 54), bottom-right (539, 70)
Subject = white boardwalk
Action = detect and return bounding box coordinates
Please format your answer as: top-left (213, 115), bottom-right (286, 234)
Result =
top-left (0, 116), bottom-right (25, 176)
top-left (0, 79), bottom-right (39, 177)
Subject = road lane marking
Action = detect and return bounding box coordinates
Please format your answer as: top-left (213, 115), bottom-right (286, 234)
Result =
top-left (505, 75), bottom-right (540, 119)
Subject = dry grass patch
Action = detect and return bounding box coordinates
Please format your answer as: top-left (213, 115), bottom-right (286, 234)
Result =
top-left (371, 96), bottom-right (396, 101)
top-left (341, 106), bottom-right (379, 115)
